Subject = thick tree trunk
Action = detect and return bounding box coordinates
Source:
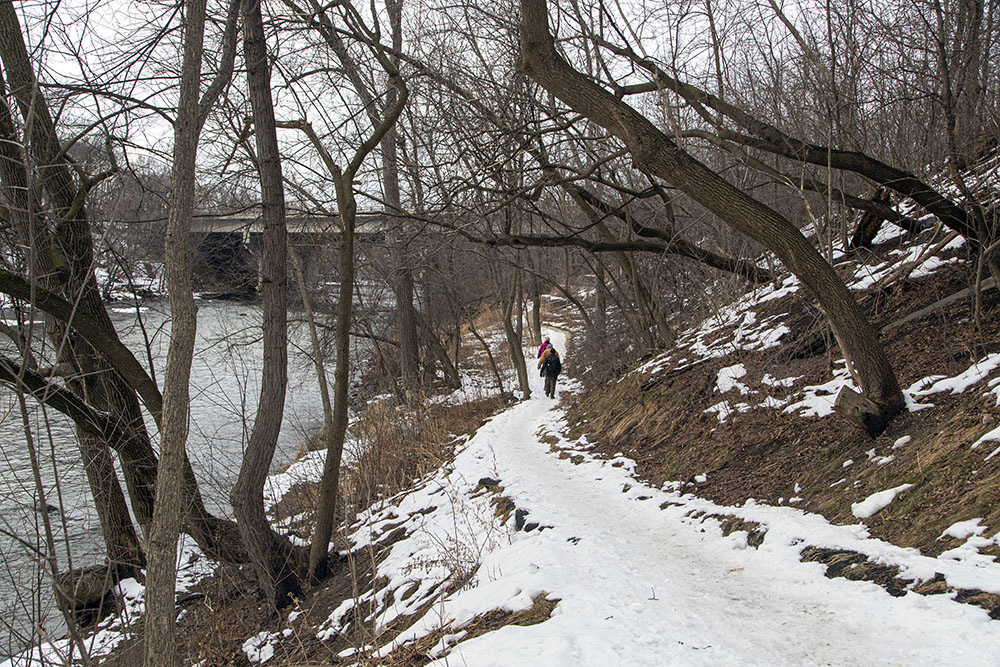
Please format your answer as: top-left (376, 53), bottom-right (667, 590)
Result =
top-left (79, 431), bottom-right (145, 571)
top-left (2, 0), bottom-right (247, 559)
top-left (519, 0), bottom-right (904, 427)
top-left (0, 2), bottom-right (145, 572)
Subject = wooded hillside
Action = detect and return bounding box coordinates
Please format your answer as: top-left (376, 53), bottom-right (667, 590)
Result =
top-left (0, 0), bottom-right (997, 663)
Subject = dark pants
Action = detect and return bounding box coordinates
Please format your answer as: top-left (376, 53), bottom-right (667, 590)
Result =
top-left (544, 374), bottom-right (558, 397)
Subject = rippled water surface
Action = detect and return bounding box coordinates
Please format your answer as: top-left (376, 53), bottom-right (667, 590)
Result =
top-left (0, 298), bottom-right (326, 659)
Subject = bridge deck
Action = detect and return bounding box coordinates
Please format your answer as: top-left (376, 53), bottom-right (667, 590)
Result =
top-left (189, 212), bottom-right (390, 235)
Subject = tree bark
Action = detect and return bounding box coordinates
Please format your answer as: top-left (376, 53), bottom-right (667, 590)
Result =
top-left (1, 0), bottom-right (246, 568)
top-left (0, 2), bottom-right (145, 573)
top-left (307, 177), bottom-right (353, 580)
top-left (145, 0), bottom-right (209, 662)
top-left (230, 0), bottom-right (304, 609)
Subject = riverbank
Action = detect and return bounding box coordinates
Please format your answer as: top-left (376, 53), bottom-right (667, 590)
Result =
top-left (8, 218), bottom-right (1000, 665)
top-left (0, 297), bottom-right (333, 661)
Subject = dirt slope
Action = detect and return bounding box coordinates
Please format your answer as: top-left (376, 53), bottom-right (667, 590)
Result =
top-left (568, 230), bottom-right (1000, 565)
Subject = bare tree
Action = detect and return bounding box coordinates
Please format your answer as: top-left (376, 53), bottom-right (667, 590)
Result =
top-left (519, 0), bottom-right (905, 431)
top-left (275, 4), bottom-right (411, 580)
top-left (496, 257), bottom-right (532, 399)
top-left (284, 0), bottom-right (422, 392)
top-left (145, 0), bottom-right (240, 663)
top-left (229, 0), bottom-right (308, 608)
top-left (0, 2), bottom-right (146, 577)
top-left (0, 0), bottom-right (250, 571)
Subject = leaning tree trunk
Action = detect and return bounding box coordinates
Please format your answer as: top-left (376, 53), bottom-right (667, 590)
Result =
top-left (0, 1), bottom-right (247, 579)
top-left (519, 0), bottom-right (904, 431)
top-left (307, 179), bottom-right (355, 580)
top-left (0, 2), bottom-right (145, 574)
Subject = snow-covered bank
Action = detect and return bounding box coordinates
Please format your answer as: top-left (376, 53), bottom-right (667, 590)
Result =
top-left (0, 539), bottom-right (212, 666)
top-left (290, 329), bottom-right (997, 666)
top-left (8, 299), bottom-right (1000, 665)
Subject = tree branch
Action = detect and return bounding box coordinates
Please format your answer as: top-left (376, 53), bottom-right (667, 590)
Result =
top-left (0, 269), bottom-right (162, 424)
top-left (594, 36), bottom-right (979, 240)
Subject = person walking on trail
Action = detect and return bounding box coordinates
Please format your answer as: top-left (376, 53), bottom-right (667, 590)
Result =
top-left (537, 341), bottom-right (554, 369)
top-left (539, 346), bottom-right (562, 398)
top-left (538, 335), bottom-right (551, 359)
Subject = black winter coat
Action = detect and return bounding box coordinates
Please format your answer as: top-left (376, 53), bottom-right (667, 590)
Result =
top-left (541, 352), bottom-right (562, 377)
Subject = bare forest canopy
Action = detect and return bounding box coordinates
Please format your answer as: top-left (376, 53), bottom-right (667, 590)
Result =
top-left (0, 0), bottom-right (997, 662)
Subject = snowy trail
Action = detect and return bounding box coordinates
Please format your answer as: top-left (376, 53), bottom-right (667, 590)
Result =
top-left (432, 330), bottom-right (1000, 666)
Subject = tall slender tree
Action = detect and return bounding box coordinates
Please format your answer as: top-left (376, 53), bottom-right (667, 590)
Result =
top-left (229, 0), bottom-right (307, 608)
top-left (146, 0), bottom-right (242, 662)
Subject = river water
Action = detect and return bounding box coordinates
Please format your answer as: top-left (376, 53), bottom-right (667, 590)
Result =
top-left (0, 298), bottom-right (329, 659)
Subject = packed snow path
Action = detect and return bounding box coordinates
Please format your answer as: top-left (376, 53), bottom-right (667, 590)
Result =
top-left (420, 330), bottom-right (1000, 667)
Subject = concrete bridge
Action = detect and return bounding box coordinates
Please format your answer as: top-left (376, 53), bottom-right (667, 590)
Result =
top-left (189, 211), bottom-right (392, 292)
top-left (190, 211), bottom-right (390, 236)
